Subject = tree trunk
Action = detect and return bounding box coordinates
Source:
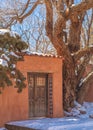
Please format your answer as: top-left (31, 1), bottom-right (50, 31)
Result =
top-left (52, 17), bottom-right (77, 110)
top-left (62, 58), bottom-right (77, 110)
top-left (54, 42), bottom-right (77, 110)
top-left (44, 1), bottom-right (93, 110)
top-left (68, 14), bottom-right (84, 53)
top-left (68, 20), bottom-right (81, 52)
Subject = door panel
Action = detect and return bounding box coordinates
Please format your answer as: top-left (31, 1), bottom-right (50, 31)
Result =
top-left (28, 73), bottom-right (47, 117)
top-left (28, 75), bottom-right (35, 117)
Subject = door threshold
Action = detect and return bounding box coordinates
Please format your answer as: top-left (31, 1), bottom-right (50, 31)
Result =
top-left (29, 117), bottom-right (46, 120)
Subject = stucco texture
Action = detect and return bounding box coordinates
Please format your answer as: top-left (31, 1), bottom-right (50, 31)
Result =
top-left (0, 55), bottom-right (63, 127)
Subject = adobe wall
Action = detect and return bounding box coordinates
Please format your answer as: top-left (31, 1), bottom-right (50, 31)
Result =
top-left (0, 87), bottom-right (28, 127)
top-left (84, 64), bottom-right (93, 102)
top-left (84, 82), bottom-right (93, 102)
top-left (0, 55), bottom-right (63, 127)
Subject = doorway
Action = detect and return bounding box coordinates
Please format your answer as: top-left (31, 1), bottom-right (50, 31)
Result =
top-left (28, 73), bottom-right (48, 117)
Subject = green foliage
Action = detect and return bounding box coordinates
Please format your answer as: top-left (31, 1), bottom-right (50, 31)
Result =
top-left (14, 70), bottom-right (26, 93)
top-left (0, 33), bottom-right (28, 51)
top-left (0, 31), bottom-right (28, 93)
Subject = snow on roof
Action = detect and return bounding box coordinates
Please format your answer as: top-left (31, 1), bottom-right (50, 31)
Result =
top-left (21, 51), bottom-right (63, 59)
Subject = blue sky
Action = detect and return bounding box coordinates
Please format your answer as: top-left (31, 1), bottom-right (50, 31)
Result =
top-left (0, 0), bottom-right (92, 53)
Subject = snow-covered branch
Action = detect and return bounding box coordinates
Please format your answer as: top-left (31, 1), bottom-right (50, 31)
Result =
top-left (73, 47), bottom-right (93, 62)
top-left (0, 29), bottom-right (28, 93)
top-left (70, 0), bottom-right (93, 18)
top-left (77, 71), bottom-right (93, 104)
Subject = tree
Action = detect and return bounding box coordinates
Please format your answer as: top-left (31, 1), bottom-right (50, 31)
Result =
top-left (0, 0), bottom-right (93, 110)
top-left (0, 29), bottom-right (28, 93)
top-left (12, 12), bottom-right (56, 54)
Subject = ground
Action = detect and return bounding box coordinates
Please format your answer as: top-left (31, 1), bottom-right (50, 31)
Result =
top-left (1, 102), bottom-right (93, 130)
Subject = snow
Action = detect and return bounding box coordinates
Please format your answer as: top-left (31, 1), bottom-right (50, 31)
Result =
top-left (0, 29), bottom-right (18, 37)
top-left (25, 51), bottom-right (54, 57)
top-left (2, 59), bottom-right (8, 67)
top-left (0, 59), bottom-right (3, 65)
top-left (9, 51), bottom-right (19, 58)
top-left (3, 102), bottom-right (93, 130)
top-left (75, 70), bottom-right (78, 76)
top-left (22, 50), bottom-right (61, 58)
top-left (79, 72), bottom-right (93, 87)
top-left (0, 29), bottom-right (10, 34)
top-left (11, 71), bottom-right (15, 75)
top-left (0, 29), bottom-right (21, 68)
top-left (0, 53), bottom-right (20, 68)
top-left (74, 100), bottom-right (82, 107)
top-left (0, 48), bottom-right (2, 51)
top-left (11, 64), bottom-right (16, 68)
top-left (17, 79), bottom-right (21, 82)
top-left (71, 4), bottom-right (75, 7)
top-left (0, 52), bottom-right (19, 67)
top-left (1, 54), bottom-right (10, 61)
top-left (0, 128), bottom-right (6, 130)
top-left (0, 59), bottom-right (8, 67)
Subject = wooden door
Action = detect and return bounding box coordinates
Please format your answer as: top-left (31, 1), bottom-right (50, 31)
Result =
top-left (28, 73), bottom-right (47, 117)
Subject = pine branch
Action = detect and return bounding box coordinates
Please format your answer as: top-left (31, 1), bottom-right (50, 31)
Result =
top-left (0, 31), bottom-right (28, 93)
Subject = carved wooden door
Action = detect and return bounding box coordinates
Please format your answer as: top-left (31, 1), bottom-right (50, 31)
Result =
top-left (28, 73), bottom-right (47, 117)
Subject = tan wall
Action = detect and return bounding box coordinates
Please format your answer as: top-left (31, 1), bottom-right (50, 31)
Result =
top-left (83, 65), bottom-right (93, 102)
top-left (0, 87), bottom-right (28, 127)
top-left (0, 55), bottom-right (63, 127)
top-left (84, 82), bottom-right (93, 102)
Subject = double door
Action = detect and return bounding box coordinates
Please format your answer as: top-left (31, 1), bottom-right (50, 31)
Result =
top-left (28, 73), bottom-right (47, 117)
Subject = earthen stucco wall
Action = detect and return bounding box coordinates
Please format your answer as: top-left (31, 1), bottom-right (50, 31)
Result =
top-left (0, 55), bottom-right (63, 127)
top-left (84, 82), bottom-right (93, 102)
top-left (84, 64), bottom-right (93, 102)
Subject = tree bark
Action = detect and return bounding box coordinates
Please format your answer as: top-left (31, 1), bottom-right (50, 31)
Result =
top-left (68, 14), bottom-right (85, 53)
top-left (53, 17), bottom-right (77, 110)
top-left (44, 0), bottom-right (93, 110)
top-left (45, 0), bottom-right (93, 110)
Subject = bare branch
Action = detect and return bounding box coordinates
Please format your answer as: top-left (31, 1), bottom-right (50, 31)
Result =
top-left (77, 71), bottom-right (93, 104)
top-left (60, 0), bottom-right (93, 19)
top-left (68, 12), bottom-right (85, 53)
top-left (57, 0), bottom-right (64, 11)
top-left (77, 55), bottom-right (90, 84)
top-left (19, 0), bottom-right (30, 16)
top-left (70, 0), bottom-right (93, 17)
top-left (74, 47), bottom-right (93, 62)
top-left (86, 9), bottom-right (93, 46)
top-left (18, 0), bottom-right (40, 23)
top-left (44, 0), bottom-right (53, 42)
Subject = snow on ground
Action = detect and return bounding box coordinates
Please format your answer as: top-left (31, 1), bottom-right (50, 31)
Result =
top-left (0, 128), bottom-right (6, 130)
top-left (1, 102), bottom-right (93, 130)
